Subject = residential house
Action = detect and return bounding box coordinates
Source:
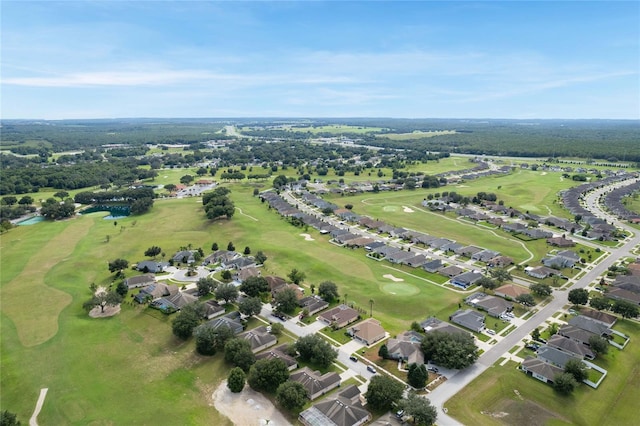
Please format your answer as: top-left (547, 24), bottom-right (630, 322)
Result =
top-left (255, 344), bottom-right (298, 371)
top-left (172, 250), bottom-right (195, 264)
top-left (578, 308), bottom-right (617, 328)
top-left (542, 250), bottom-right (580, 269)
top-left (347, 318), bottom-right (386, 346)
top-left (385, 333), bottom-right (424, 365)
top-left (125, 274), bottom-right (156, 290)
top-left (298, 295), bottom-right (329, 316)
top-left (465, 292), bottom-right (513, 317)
top-left (290, 367), bottom-right (341, 400)
top-left (522, 228), bottom-right (553, 239)
top-left (438, 265), bottom-right (465, 278)
top-left (502, 222), bottom-right (527, 233)
top-left (429, 238), bottom-right (454, 250)
top-left (525, 266), bottom-right (561, 279)
top-left (318, 305), bottom-right (360, 329)
top-left (456, 245), bottom-right (483, 258)
top-left (385, 250), bottom-right (414, 264)
top-left (134, 282), bottom-right (178, 303)
top-left (420, 317), bottom-right (468, 336)
top-left (203, 250), bottom-right (239, 266)
top-left (547, 236), bottom-right (576, 247)
top-left (449, 309), bottom-right (485, 333)
top-left (204, 311), bottom-right (244, 335)
top-left (423, 259), bottom-right (443, 273)
top-left (558, 324), bottom-right (597, 346)
top-left (472, 250), bottom-right (500, 263)
top-left (521, 356), bottom-right (564, 384)
top-left (487, 255), bottom-right (513, 268)
top-left (299, 385), bottom-right (371, 426)
top-left (239, 326), bottom-right (277, 353)
top-left (451, 271), bottom-right (484, 289)
top-left (547, 335), bottom-right (595, 360)
top-left (151, 291), bottom-right (198, 313)
top-left (364, 241), bottom-right (386, 251)
top-left (442, 242), bottom-right (465, 253)
top-left (202, 300), bottom-right (225, 319)
top-left (536, 345), bottom-right (581, 368)
top-left (494, 283), bottom-right (530, 301)
top-left (403, 254), bottom-right (428, 268)
top-left (225, 256), bottom-right (256, 270)
top-left (568, 315), bottom-right (613, 338)
top-left (235, 266), bottom-right (260, 283)
top-left (136, 261), bottom-right (168, 274)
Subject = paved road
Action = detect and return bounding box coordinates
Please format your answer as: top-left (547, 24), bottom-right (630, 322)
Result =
top-left (427, 180), bottom-right (640, 425)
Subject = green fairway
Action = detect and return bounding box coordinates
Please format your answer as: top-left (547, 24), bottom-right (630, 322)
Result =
top-left (381, 282), bottom-right (420, 296)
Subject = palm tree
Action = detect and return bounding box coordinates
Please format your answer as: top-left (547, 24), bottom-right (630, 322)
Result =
top-left (369, 299), bottom-right (374, 317)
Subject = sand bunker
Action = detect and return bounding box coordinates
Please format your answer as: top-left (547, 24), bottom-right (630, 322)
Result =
top-left (213, 381), bottom-right (292, 426)
top-left (383, 274), bottom-right (404, 282)
top-left (89, 304), bottom-right (121, 318)
top-left (402, 206), bottom-right (415, 213)
top-left (299, 233), bottom-right (315, 241)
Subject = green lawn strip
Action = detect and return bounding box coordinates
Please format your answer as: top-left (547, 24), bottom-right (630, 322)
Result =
top-left (318, 327), bottom-right (352, 345)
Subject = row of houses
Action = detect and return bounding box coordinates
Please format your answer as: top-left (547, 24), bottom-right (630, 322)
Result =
top-left (603, 180), bottom-right (640, 221)
top-left (521, 308), bottom-right (625, 385)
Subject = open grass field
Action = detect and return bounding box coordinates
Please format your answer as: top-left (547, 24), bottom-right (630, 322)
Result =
top-left (447, 319), bottom-right (640, 426)
top-left (0, 184), bottom-right (461, 424)
top-left (277, 124), bottom-right (386, 134)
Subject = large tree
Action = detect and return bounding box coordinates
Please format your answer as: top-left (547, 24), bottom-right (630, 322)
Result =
top-left (407, 363), bottom-right (428, 389)
top-left (420, 331), bottom-right (479, 369)
top-left (194, 324), bottom-right (219, 355)
top-left (239, 276), bottom-right (269, 297)
top-left (490, 268), bottom-right (512, 284)
top-left (516, 293), bottom-right (535, 307)
top-left (318, 281), bottom-right (339, 303)
top-left (399, 392), bottom-right (438, 426)
top-left (215, 283), bottom-right (239, 304)
top-left (172, 303), bottom-right (203, 340)
top-left (196, 277), bottom-right (217, 296)
top-left (365, 374), bottom-right (404, 411)
top-left (108, 258), bottom-right (129, 276)
top-left (274, 287), bottom-right (298, 314)
top-left (589, 296), bottom-right (611, 311)
top-left (144, 245), bottom-right (162, 258)
top-left (564, 359), bottom-right (588, 383)
top-left (82, 290), bottom-right (122, 313)
top-left (0, 410), bottom-right (21, 426)
top-left (530, 283), bottom-right (552, 297)
top-left (247, 358), bottom-right (290, 393)
top-left (294, 334), bottom-right (338, 368)
top-left (238, 297), bottom-right (262, 317)
top-left (276, 381), bottom-right (308, 411)
top-left (553, 372), bottom-right (578, 395)
top-left (227, 367), bottom-right (246, 393)
top-left (477, 277), bottom-right (498, 290)
top-left (287, 268), bottom-right (306, 285)
top-left (612, 299), bottom-right (639, 318)
top-left (255, 251), bottom-right (268, 264)
top-left (568, 288), bottom-right (589, 306)
top-left (224, 338), bottom-right (256, 371)
top-left (588, 335), bottom-right (609, 355)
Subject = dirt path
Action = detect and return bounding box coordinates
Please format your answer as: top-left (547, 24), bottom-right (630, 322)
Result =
top-left (29, 388), bottom-right (48, 426)
top-left (213, 381), bottom-right (292, 426)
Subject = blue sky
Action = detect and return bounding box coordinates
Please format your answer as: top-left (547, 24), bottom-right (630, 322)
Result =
top-left (1, 1), bottom-right (638, 119)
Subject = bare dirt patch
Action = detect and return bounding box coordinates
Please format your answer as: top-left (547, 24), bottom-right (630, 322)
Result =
top-left (483, 398), bottom-right (563, 426)
top-left (213, 381), bottom-right (291, 426)
top-left (299, 233), bottom-right (315, 241)
top-left (382, 274), bottom-right (404, 282)
top-left (88, 304), bottom-right (121, 318)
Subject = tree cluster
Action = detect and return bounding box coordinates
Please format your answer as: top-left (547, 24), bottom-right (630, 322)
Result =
top-left (420, 331), bottom-right (479, 369)
top-left (203, 187), bottom-right (235, 220)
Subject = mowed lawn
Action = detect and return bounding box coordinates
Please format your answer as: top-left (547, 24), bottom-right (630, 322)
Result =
top-left (447, 319), bottom-right (640, 426)
top-left (0, 186), bottom-right (459, 424)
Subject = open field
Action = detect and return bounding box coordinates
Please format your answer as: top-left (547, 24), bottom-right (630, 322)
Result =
top-left (447, 319), bottom-right (640, 426)
top-left (273, 124), bottom-right (385, 134)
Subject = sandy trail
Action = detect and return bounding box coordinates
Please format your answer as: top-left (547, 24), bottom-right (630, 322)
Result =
top-left (213, 381), bottom-right (291, 426)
